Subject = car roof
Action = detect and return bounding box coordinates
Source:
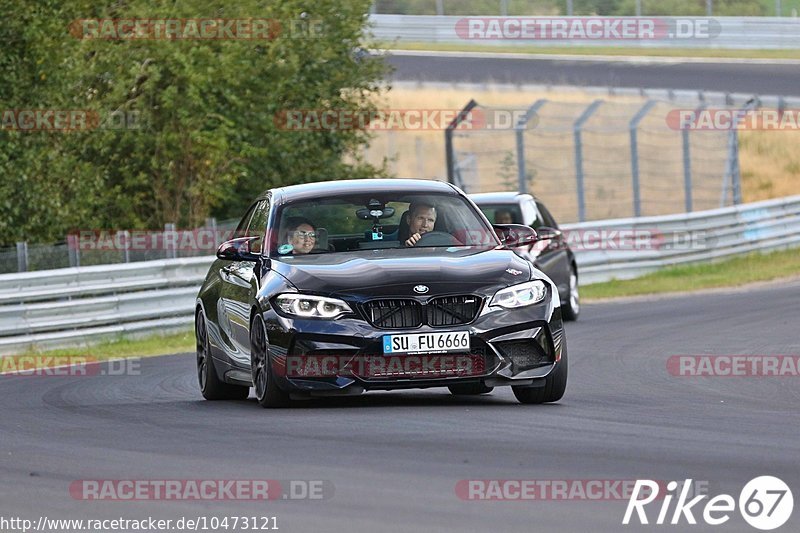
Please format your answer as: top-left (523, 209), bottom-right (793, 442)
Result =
top-left (469, 191), bottom-right (537, 204)
top-left (267, 178), bottom-right (458, 203)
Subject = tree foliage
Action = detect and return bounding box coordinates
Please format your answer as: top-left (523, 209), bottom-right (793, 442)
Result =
top-left (0, 0), bottom-right (388, 246)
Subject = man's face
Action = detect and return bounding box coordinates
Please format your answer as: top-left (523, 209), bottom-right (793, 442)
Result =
top-left (408, 206), bottom-right (436, 235)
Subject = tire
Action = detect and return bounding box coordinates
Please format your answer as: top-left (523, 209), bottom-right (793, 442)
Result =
top-left (196, 311), bottom-right (250, 401)
top-left (250, 314), bottom-right (291, 408)
top-left (448, 383), bottom-right (494, 395)
top-left (561, 266), bottom-right (580, 322)
top-left (512, 347), bottom-right (568, 404)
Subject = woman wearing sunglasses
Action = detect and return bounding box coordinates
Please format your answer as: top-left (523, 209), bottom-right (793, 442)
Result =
top-left (283, 216), bottom-right (317, 255)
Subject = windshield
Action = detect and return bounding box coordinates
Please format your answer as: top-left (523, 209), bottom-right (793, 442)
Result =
top-left (270, 192), bottom-right (499, 257)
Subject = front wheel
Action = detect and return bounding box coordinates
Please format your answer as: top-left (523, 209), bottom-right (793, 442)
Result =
top-left (250, 314), bottom-right (291, 408)
top-left (196, 311), bottom-right (249, 401)
top-left (512, 348), bottom-right (568, 404)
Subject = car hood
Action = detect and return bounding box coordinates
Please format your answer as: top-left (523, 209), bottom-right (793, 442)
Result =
top-left (270, 247), bottom-right (533, 297)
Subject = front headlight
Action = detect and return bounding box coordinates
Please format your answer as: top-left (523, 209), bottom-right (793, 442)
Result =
top-left (274, 294), bottom-right (353, 319)
top-left (490, 280), bottom-right (547, 309)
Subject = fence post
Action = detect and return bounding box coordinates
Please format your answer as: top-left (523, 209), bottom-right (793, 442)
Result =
top-left (387, 130), bottom-right (397, 175)
top-left (500, 0), bottom-right (508, 16)
top-left (120, 230), bottom-right (131, 263)
top-left (445, 100), bottom-right (479, 187)
top-left (566, 0), bottom-right (573, 16)
top-left (164, 223), bottom-right (177, 259)
top-left (682, 103), bottom-right (706, 213)
top-left (722, 98), bottom-right (758, 207)
top-left (629, 100), bottom-right (657, 217)
top-left (67, 234), bottom-right (81, 267)
top-left (573, 100), bottom-right (603, 222)
top-left (16, 241), bottom-right (28, 272)
top-left (415, 136), bottom-right (424, 178)
top-left (515, 99), bottom-right (548, 194)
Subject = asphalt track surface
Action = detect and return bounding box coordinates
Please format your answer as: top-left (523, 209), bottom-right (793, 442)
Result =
top-left (2, 280), bottom-right (799, 533)
top-left (387, 53), bottom-right (800, 96)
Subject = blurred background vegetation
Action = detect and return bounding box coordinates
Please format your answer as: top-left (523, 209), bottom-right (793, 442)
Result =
top-left (0, 0), bottom-right (388, 247)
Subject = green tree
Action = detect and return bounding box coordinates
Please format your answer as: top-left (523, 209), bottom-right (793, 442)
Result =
top-left (0, 0), bottom-right (388, 246)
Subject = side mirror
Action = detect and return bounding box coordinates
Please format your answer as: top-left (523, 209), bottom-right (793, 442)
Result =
top-left (216, 236), bottom-right (260, 262)
top-left (493, 224), bottom-right (538, 248)
top-left (536, 226), bottom-right (562, 240)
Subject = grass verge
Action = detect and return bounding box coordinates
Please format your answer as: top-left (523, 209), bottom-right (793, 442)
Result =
top-left (391, 42), bottom-right (800, 60)
top-left (582, 247), bottom-right (800, 300)
top-left (12, 329), bottom-right (195, 361)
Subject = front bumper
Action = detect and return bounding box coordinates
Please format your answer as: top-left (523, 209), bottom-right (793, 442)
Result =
top-left (262, 296), bottom-right (565, 397)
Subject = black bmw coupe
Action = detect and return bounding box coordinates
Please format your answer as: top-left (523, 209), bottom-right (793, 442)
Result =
top-left (195, 179), bottom-right (568, 407)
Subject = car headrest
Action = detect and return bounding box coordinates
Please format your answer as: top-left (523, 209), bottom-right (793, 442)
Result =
top-left (313, 227), bottom-right (329, 251)
top-left (397, 210), bottom-right (411, 242)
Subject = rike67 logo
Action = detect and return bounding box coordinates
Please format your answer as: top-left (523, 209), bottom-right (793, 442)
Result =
top-left (624, 477), bottom-right (793, 530)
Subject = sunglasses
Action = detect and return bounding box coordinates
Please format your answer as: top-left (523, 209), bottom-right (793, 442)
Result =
top-left (291, 230), bottom-right (317, 239)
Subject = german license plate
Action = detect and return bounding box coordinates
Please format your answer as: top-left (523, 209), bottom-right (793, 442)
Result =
top-left (382, 331), bottom-right (470, 355)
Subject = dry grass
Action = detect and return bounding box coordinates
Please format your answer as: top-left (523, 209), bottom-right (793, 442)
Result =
top-left (364, 85), bottom-right (800, 219)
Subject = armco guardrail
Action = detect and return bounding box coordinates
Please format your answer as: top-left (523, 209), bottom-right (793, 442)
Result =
top-left (563, 194), bottom-right (800, 285)
top-left (370, 15), bottom-right (800, 50)
top-left (0, 257), bottom-right (213, 355)
top-left (1, 195), bottom-right (799, 354)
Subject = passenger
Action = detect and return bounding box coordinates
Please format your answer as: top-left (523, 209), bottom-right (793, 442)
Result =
top-left (494, 209), bottom-right (514, 225)
top-left (283, 217), bottom-right (316, 254)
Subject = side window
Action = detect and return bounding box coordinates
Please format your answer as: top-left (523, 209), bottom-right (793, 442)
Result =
top-left (246, 200), bottom-right (270, 254)
top-left (233, 204), bottom-right (258, 239)
top-left (536, 202), bottom-right (559, 229)
top-left (520, 199), bottom-right (541, 229)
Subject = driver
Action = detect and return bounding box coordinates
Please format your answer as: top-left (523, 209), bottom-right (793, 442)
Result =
top-left (404, 202), bottom-right (437, 247)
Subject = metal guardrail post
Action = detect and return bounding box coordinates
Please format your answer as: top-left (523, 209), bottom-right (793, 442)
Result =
top-left (682, 103), bottom-right (707, 213)
top-left (445, 99), bottom-right (479, 188)
top-left (573, 100), bottom-right (603, 222)
top-left (16, 242), bottom-right (28, 272)
top-left (515, 99), bottom-right (548, 194)
top-left (629, 100), bottom-right (657, 217)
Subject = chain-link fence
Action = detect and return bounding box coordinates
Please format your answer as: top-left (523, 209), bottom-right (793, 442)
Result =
top-left (0, 218), bottom-right (240, 274)
top-left (447, 95), bottom-right (755, 223)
